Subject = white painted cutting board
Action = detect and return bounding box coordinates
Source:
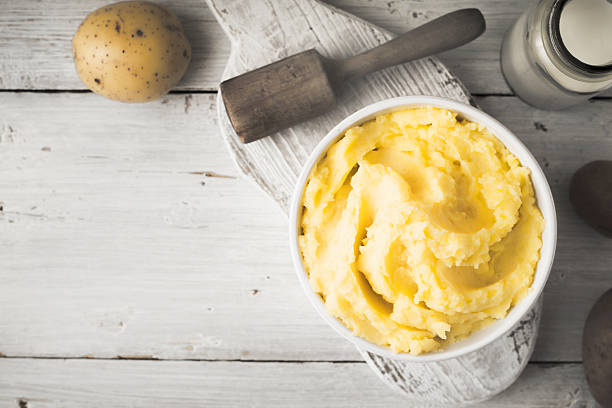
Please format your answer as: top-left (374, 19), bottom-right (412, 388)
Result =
top-left (206, 0), bottom-right (541, 403)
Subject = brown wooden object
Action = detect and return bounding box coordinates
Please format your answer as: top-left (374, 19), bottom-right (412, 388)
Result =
top-left (220, 8), bottom-right (486, 143)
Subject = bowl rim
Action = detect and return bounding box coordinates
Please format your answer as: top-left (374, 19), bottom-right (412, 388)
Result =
top-left (288, 95), bottom-right (557, 362)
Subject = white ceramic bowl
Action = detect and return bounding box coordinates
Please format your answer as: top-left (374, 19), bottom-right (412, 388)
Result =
top-left (289, 96), bottom-right (557, 362)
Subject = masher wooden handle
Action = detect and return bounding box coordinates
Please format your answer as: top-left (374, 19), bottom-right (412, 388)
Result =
top-left (336, 9), bottom-right (486, 82)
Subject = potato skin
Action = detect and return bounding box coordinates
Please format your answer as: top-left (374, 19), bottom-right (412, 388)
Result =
top-left (72, 1), bottom-right (191, 102)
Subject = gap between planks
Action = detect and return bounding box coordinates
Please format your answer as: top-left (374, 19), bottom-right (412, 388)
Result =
top-left (0, 354), bottom-right (580, 364)
top-left (0, 89), bottom-right (611, 100)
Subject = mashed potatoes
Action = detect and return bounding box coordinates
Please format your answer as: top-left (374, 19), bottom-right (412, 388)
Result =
top-left (299, 107), bottom-right (544, 355)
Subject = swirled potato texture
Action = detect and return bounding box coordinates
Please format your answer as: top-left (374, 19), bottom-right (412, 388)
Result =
top-left (299, 107), bottom-right (544, 355)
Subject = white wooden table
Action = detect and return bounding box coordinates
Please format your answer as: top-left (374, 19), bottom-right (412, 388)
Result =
top-left (1, 1), bottom-right (610, 406)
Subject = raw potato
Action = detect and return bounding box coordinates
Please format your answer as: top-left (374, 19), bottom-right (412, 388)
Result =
top-left (583, 288), bottom-right (612, 407)
top-left (73, 1), bottom-right (191, 102)
top-left (569, 160), bottom-right (612, 237)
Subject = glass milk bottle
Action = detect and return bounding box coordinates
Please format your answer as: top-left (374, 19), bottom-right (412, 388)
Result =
top-left (501, 0), bottom-right (612, 110)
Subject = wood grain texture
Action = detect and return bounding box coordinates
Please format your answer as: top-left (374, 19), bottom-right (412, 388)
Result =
top-left (0, 92), bottom-right (336, 361)
top-left (0, 359), bottom-right (597, 408)
top-left (4, 0), bottom-right (609, 97)
top-left (1, 93), bottom-right (611, 364)
top-left (220, 49), bottom-right (337, 143)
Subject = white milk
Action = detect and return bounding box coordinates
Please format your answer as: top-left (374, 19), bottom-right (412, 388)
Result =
top-left (559, 0), bottom-right (612, 67)
top-left (501, 0), bottom-right (612, 110)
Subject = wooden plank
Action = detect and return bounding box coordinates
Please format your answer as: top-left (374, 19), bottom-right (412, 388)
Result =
top-left (0, 359), bottom-right (597, 407)
top-left (0, 92), bottom-right (358, 362)
top-left (0, 93), bottom-right (611, 363)
top-left (3, 0), bottom-right (610, 96)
